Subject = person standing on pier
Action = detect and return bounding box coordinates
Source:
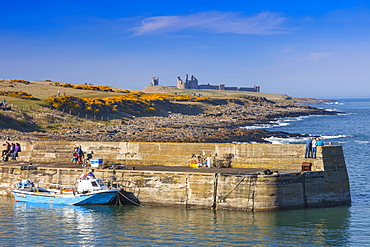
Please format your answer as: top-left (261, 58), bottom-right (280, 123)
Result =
top-left (311, 138), bottom-right (317, 159)
top-left (77, 145), bottom-right (84, 164)
top-left (305, 138), bottom-right (312, 158)
top-left (316, 138), bottom-right (323, 146)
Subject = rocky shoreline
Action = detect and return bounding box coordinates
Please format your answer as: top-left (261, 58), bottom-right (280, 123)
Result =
top-left (1, 99), bottom-right (339, 143)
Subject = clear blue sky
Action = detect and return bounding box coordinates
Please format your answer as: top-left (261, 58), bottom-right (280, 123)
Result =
top-left (1, 0), bottom-right (370, 98)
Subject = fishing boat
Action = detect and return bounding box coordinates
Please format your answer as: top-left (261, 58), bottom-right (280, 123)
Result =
top-left (13, 172), bottom-right (119, 205)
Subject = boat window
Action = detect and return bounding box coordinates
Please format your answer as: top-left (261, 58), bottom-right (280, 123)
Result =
top-left (91, 181), bottom-right (99, 187)
top-left (96, 179), bottom-right (105, 186)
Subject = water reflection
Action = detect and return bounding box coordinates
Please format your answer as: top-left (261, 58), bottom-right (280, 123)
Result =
top-left (10, 200), bottom-right (128, 246)
top-left (0, 197), bottom-right (351, 246)
top-left (110, 205), bottom-right (351, 246)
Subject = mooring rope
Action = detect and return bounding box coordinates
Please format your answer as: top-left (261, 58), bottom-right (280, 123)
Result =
top-left (219, 176), bottom-right (246, 202)
top-left (113, 193), bottom-right (123, 206)
top-left (118, 190), bottom-right (141, 206)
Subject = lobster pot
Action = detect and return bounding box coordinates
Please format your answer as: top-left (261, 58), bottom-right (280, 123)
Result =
top-left (91, 158), bottom-right (103, 167)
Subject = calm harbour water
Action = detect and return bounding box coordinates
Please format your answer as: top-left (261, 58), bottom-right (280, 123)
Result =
top-left (1, 98), bottom-right (369, 246)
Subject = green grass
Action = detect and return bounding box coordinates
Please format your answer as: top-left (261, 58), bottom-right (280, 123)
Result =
top-left (142, 85), bottom-right (293, 101)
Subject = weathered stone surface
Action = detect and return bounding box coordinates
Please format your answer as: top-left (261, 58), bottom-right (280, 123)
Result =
top-left (0, 143), bottom-right (351, 211)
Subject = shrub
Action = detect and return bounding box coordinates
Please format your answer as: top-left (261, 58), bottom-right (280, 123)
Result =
top-left (10, 79), bottom-right (30, 84)
top-left (44, 92), bottom-right (214, 116)
top-left (115, 89), bottom-right (130, 93)
top-left (0, 91), bottom-right (37, 100)
top-left (62, 83), bottom-right (73, 88)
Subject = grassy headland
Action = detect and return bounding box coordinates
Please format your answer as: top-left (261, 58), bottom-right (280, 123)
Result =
top-left (0, 79), bottom-right (335, 143)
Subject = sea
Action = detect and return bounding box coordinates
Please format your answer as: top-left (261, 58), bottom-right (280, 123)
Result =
top-left (1, 98), bottom-right (369, 246)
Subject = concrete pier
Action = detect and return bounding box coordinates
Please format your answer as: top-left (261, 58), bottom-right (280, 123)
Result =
top-left (0, 141), bottom-right (351, 211)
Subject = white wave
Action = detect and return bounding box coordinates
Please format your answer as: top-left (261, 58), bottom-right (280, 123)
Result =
top-left (242, 116), bottom-right (309, 129)
top-left (354, 140), bottom-right (370, 144)
top-left (241, 121), bottom-right (280, 129)
top-left (242, 124), bottom-right (275, 129)
top-left (274, 120), bottom-right (290, 126)
top-left (241, 112), bottom-right (345, 130)
top-left (320, 134), bottom-right (351, 139)
top-left (282, 116), bottom-right (309, 122)
top-left (264, 136), bottom-right (307, 144)
top-left (337, 112), bottom-right (351, 116)
top-left (264, 134), bottom-right (351, 144)
top-left (324, 101), bottom-right (344, 105)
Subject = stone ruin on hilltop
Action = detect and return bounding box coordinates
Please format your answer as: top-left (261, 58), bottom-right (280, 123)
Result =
top-left (151, 74), bottom-right (260, 92)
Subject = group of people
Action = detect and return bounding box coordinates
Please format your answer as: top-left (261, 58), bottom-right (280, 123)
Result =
top-left (71, 145), bottom-right (84, 164)
top-left (0, 98), bottom-right (6, 107)
top-left (305, 137), bottom-right (323, 159)
top-left (71, 145), bottom-right (94, 166)
top-left (2, 141), bottom-right (21, 161)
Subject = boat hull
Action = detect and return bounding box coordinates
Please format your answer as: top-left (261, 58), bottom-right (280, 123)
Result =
top-left (13, 189), bottom-right (118, 205)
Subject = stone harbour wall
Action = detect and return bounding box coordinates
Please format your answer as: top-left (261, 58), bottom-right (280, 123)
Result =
top-left (0, 142), bottom-right (351, 211)
top-left (0, 165), bottom-right (350, 211)
top-left (15, 141), bottom-right (326, 170)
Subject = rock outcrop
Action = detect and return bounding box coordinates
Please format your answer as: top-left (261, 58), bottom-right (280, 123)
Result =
top-left (0, 100), bottom-right (337, 143)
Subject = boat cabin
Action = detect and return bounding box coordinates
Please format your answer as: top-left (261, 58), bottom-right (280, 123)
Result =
top-left (15, 179), bottom-right (34, 191)
top-left (77, 173), bottom-right (108, 193)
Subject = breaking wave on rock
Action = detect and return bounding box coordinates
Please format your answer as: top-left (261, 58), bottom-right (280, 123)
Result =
top-left (264, 134), bottom-right (352, 144)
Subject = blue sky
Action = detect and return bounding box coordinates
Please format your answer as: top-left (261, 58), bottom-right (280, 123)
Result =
top-left (1, 0), bottom-right (370, 98)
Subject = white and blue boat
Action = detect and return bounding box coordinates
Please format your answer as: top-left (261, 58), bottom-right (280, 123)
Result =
top-left (13, 172), bottom-right (119, 205)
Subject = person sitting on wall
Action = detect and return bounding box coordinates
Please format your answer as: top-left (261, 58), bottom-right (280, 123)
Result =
top-left (9, 143), bottom-right (15, 156)
top-left (71, 151), bottom-right (78, 163)
top-left (11, 143), bottom-right (21, 161)
top-left (2, 142), bottom-right (10, 156)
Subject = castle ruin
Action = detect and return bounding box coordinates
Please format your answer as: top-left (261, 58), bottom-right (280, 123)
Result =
top-left (150, 74), bottom-right (260, 92)
top-left (177, 74), bottom-right (199, 89)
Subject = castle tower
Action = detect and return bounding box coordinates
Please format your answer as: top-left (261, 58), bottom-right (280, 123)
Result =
top-left (177, 76), bottom-right (185, 89)
top-left (176, 74), bottom-right (199, 89)
top-left (151, 77), bottom-right (159, 86)
top-left (188, 75), bottom-right (198, 89)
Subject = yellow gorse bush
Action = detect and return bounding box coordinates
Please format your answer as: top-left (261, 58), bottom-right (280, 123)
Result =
top-left (10, 79), bottom-right (30, 84)
top-left (61, 83), bottom-right (118, 92)
top-left (45, 92), bottom-right (212, 115)
top-left (0, 91), bottom-right (37, 100)
top-left (115, 89), bottom-right (130, 93)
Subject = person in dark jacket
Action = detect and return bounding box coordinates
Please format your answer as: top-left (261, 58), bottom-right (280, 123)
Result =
top-left (305, 138), bottom-right (312, 158)
top-left (2, 142), bottom-right (10, 156)
top-left (77, 145), bottom-right (84, 164)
